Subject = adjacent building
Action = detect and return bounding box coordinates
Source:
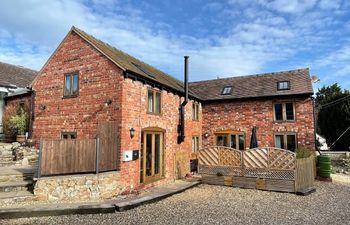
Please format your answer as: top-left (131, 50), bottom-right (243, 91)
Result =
top-left (0, 62), bottom-right (37, 141)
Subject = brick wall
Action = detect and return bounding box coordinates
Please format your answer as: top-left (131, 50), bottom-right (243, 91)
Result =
top-left (32, 32), bottom-right (123, 141)
top-left (201, 96), bottom-right (315, 151)
top-left (119, 78), bottom-right (202, 187)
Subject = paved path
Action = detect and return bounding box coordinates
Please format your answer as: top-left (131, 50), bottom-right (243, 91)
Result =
top-left (0, 180), bottom-right (200, 219)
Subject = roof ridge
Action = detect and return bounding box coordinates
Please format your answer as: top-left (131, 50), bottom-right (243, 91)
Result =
top-left (189, 68), bottom-right (309, 84)
top-left (0, 61), bottom-right (38, 73)
top-left (71, 26), bottom-right (184, 86)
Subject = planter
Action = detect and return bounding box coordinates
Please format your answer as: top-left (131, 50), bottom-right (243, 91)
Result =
top-left (16, 135), bottom-right (26, 144)
top-left (25, 139), bottom-right (35, 147)
top-left (5, 136), bottom-right (16, 143)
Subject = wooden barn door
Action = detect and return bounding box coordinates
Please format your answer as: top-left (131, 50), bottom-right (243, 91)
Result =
top-left (97, 121), bottom-right (119, 171)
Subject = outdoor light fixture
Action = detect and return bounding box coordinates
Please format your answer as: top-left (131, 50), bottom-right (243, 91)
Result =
top-left (39, 104), bottom-right (46, 111)
top-left (203, 132), bottom-right (209, 139)
top-left (104, 99), bottom-right (112, 106)
top-left (130, 128), bottom-right (135, 138)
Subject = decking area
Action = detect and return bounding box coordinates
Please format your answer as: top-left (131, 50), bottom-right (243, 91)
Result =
top-left (198, 146), bottom-right (315, 193)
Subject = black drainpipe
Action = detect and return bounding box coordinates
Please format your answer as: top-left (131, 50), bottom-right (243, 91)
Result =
top-left (177, 56), bottom-right (189, 144)
top-left (312, 96), bottom-right (322, 155)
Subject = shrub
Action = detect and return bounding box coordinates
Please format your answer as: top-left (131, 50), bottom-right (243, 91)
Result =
top-left (9, 109), bottom-right (28, 135)
top-left (296, 147), bottom-right (311, 159)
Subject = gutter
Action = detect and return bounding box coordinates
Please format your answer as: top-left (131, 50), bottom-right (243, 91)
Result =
top-left (124, 69), bottom-right (201, 102)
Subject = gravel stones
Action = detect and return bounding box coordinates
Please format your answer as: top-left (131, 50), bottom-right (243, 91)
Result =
top-left (3, 179), bottom-right (350, 225)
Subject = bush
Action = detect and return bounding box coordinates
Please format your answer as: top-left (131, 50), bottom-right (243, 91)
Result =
top-left (296, 147), bottom-right (311, 159)
top-left (9, 109), bottom-right (28, 135)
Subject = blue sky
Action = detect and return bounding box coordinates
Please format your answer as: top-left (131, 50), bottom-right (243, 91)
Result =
top-left (0, 0), bottom-right (349, 90)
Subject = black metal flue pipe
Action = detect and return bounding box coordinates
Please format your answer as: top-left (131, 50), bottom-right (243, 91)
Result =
top-left (178, 56), bottom-right (189, 144)
top-left (184, 56), bottom-right (189, 103)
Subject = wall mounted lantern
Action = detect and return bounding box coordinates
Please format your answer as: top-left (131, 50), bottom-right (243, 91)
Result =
top-left (203, 132), bottom-right (209, 139)
top-left (39, 104), bottom-right (46, 111)
top-left (104, 99), bottom-right (112, 106)
top-left (130, 128), bottom-right (135, 138)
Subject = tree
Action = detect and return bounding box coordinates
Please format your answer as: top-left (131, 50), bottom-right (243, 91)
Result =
top-left (315, 83), bottom-right (350, 150)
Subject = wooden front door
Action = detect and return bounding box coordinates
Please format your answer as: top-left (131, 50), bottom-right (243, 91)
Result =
top-left (140, 130), bottom-right (164, 184)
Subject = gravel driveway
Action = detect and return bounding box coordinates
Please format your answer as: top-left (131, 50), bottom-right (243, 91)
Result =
top-left (3, 180), bottom-right (350, 225)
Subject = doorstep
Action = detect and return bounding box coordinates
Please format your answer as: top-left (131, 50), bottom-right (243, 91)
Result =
top-left (113, 179), bottom-right (200, 211)
top-left (0, 179), bottom-right (200, 219)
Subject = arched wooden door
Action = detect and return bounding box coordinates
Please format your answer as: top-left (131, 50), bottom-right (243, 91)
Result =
top-left (140, 128), bottom-right (164, 184)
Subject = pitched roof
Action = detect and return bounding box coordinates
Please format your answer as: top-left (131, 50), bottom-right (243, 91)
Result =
top-left (71, 27), bottom-right (199, 98)
top-left (189, 68), bottom-right (314, 101)
top-left (0, 61), bottom-right (37, 88)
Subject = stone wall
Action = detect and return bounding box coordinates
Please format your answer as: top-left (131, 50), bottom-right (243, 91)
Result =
top-left (202, 96), bottom-right (315, 151)
top-left (34, 172), bottom-right (123, 202)
top-left (0, 142), bottom-right (38, 167)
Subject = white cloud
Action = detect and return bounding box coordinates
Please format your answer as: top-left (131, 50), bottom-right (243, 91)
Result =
top-left (258, 0), bottom-right (318, 14)
top-left (0, 0), bottom-right (348, 90)
top-left (318, 0), bottom-right (342, 10)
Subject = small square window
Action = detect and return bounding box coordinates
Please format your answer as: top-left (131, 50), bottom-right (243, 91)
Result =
top-left (277, 81), bottom-right (290, 90)
top-left (61, 132), bottom-right (77, 139)
top-left (221, 86), bottom-right (233, 95)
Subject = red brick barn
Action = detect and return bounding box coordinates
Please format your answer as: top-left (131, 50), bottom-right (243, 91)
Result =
top-left (32, 27), bottom-right (202, 188)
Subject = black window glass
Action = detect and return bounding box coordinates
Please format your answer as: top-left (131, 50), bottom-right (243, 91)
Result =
top-left (286, 103), bottom-right (294, 120)
top-left (274, 104), bottom-right (283, 120)
top-left (287, 135), bottom-right (296, 151)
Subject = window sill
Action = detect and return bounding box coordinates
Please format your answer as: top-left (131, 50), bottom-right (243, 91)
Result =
top-left (146, 112), bottom-right (162, 116)
top-left (62, 95), bottom-right (78, 99)
top-left (273, 120), bottom-right (295, 123)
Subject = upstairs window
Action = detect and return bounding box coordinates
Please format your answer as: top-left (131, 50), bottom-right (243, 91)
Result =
top-left (192, 136), bottom-right (199, 153)
top-left (64, 72), bottom-right (79, 97)
top-left (147, 90), bottom-right (161, 114)
top-left (274, 102), bottom-right (295, 121)
top-left (221, 86), bottom-right (233, 95)
top-left (192, 103), bottom-right (199, 121)
top-left (277, 81), bottom-right (290, 90)
top-left (61, 132), bottom-right (77, 139)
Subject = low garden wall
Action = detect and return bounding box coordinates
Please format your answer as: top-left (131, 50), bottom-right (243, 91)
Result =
top-left (34, 171), bottom-right (124, 202)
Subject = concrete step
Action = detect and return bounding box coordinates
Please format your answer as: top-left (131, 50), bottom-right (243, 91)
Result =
top-left (0, 155), bottom-right (14, 162)
top-left (0, 162), bottom-right (17, 167)
top-left (0, 150), bottom-right (13, 155)
top-left (0, 167), bottom-right (35, 182)
top-left (0, 190), bottom-right (34, 204)
top-left (0, 180), bottom-right (33, 192)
